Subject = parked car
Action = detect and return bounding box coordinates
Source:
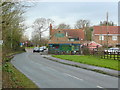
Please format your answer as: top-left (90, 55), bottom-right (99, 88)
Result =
top-left (39, 47), bottom-right (44, 52)
top-left (104, 47), bottom-right (120, 54)
top-left (33, 47), bottom-right (40, 53)
top-left (42, 46), bottom-right (47, 50)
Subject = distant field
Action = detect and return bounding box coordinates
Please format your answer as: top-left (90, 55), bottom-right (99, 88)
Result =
top-left (52, 55), bottom-right (119, 71)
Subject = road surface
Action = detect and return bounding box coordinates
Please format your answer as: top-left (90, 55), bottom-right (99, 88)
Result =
top-left (11, 49), bottom-right (118, 88)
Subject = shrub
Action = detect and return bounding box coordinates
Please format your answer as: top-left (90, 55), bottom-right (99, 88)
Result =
top-left (82, 46), bottom-right (90, 55)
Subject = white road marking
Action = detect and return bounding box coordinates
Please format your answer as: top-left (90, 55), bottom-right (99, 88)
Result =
top-left (64, 73), bottom-right (83, 81)
top-left (97, 86), bottom-right (103, 88)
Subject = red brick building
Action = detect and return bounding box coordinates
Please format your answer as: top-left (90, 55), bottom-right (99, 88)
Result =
top-left (48, 24), bottom-right (85, 54)
top-left (93, 26), bottom-right (120, 47)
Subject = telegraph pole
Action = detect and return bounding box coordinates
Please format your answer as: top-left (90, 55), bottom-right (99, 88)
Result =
top-left (100, 21), bottom-right (102, 45)
top-left (106, 12), bottom-right (109, 49)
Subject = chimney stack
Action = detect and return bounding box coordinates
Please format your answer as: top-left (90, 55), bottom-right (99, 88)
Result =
top-left (49, 24), bottom-right (52, 38)
top-left (50, 24), bottom-right (52, 30)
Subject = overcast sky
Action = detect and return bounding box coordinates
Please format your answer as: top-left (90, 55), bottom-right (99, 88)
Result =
top-left (23, 1), bottom-right (118, 39)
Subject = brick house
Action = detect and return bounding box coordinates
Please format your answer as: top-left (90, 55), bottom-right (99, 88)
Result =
top-left (93, 26), bottom-right (120, 47)
top-left (48, 24), bottom-right (85, 54)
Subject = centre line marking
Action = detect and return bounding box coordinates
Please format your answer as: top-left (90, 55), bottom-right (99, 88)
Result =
top-left (97, 86), bottom-right (103, 88)
top-left (64, 73), bottom-right (83, 81)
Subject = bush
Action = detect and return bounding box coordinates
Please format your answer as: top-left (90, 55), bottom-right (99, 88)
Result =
top-left (82, 46), bottom-right (90, 55)
top-left (13, 47), bottom-right (25, 52)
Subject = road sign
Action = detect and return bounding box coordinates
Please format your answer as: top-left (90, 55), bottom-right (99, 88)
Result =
top-left (20, 43), bottom-right (23, 47)
top-left (0, 40), bottom-right (3, 45)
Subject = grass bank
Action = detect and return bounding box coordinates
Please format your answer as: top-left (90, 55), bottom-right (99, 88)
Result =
top-left (2, 51), bottom-right (39, 88)
top-left (52, 55), bottom-right (119, 71)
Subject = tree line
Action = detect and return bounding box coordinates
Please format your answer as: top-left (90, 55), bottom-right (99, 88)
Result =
top-left (1, 0), bottom-right (28, 56)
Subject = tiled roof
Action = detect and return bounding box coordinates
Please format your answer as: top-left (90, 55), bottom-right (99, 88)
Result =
top-left (51, 29), bottom-right (84, 39)
top-left (93, 26), bottom-right (120, 34)
top-left (48, 41), bottom-right (81, 44)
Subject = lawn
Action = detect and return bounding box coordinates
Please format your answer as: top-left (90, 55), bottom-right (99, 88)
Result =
top-left (52, 55), bottom-right (120, 71)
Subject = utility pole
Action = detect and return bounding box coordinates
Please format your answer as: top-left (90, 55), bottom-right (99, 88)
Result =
top-left (100, 21), bottom-right (102, 45)
top-left (106, 12), bottom-right (109, 49)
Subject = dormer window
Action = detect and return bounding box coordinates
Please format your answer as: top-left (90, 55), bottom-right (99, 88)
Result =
top-left (69, 38), bottom-right (74, 41)
top-left (69, 38), bottom-right (79, 41)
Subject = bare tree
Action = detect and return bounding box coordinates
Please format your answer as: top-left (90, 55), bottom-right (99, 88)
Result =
top-left (74, 19), bottom-right (90, 29)
top-left (31, 32), bottom-right (49, 46)
top-left (31, 33), bottom-right (40, 45)
top-left (20, 34), bottom-right (29, 42)
top-left (32, 18), bottom-right (54, 46)
top-left (74, 19), bottom-right (92, 41)
top-left (57, 23), bottom-right (71, 29)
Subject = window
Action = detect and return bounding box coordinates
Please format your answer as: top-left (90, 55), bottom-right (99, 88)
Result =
top-left (112, 36), bottom-right (117, 40)
top-left (75, 37), bottom-right (79, 41)
top-left (69, 39), bottom-right (74, 41)
top-left (69, 38), bottom-right (79, 41)
top-left (99, 35), bottom-right (104, 40)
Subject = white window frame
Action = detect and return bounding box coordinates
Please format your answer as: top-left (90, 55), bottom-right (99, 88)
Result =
top-left (70, 39), bottom-right (74, 41)
top-left (99, 35), bottom-right (104, 40)
top-left (112, 36), bottom-right (117, 41)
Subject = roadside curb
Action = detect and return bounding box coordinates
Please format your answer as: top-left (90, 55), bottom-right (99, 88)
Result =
top-left (42, 55), bottom-right (119, 77)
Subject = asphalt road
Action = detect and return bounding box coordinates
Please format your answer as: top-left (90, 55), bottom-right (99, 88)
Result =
top-left (11, 49), bottom-right (118, 88)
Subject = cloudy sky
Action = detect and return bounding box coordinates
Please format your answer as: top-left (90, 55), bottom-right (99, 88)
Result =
top-left (23, 0), bottom-right (119, 39)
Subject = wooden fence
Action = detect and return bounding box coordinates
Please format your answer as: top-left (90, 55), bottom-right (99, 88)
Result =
top-left (93, 50), bottom-right (120, 60)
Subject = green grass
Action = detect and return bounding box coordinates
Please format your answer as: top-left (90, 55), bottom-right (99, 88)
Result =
top-left (3, 51), bottom-right (25, 63)
top-left (2, 51), bottom-right (39, 88)
top-left (25, 47), bottom-right (34, 48)
top-left (52, 55), bottom-right (120, 71)
top-left (3, 62), bottom-right (39, 88)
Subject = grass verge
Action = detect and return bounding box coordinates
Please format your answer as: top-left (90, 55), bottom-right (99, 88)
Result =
top-left (3, 62), bottom-right (39, 88)
top-left (25, 47), bottom-right (34, 49)
top-left (52, 55), bottom-right (120, 71)
top-left (2, 51), bottom-right (39, 88)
